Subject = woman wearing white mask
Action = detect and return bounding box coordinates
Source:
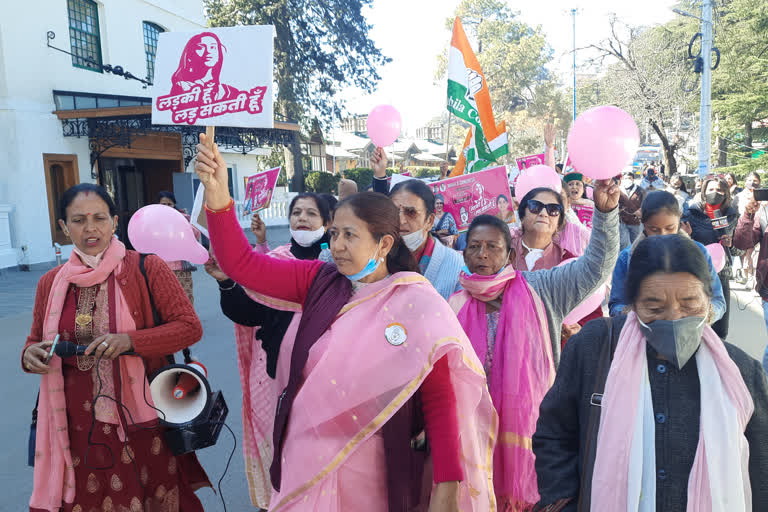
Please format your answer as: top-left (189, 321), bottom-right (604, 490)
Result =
top-left (390, 179), bottom-right (465, 300)
top-left (250, 193), bottom-right (331, 258)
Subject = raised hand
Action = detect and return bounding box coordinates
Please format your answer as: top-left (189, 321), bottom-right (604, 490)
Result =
top-left (251, 211), bottom-right (266, 243)
top-left (544, 123), bottom-right (556, 148)
top-left (204, 253), bottom-right (229, 282)
top-left (371, 147), bottom-right (388, 178)
top-left (194, 133), bottom-right (231, 210)
top-left (593, 178), bottom-right (621, 213)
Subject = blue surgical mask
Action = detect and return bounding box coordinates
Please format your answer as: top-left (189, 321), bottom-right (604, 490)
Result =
top-left (345, 243), bottom-right (383, 282)
top-left (461, 251), bottom-right (511, 277)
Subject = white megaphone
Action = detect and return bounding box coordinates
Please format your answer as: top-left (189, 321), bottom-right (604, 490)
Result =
top-left (149, 362), bottom-right (228, 455)
top-left (150, 363), bottom-right (210, 425)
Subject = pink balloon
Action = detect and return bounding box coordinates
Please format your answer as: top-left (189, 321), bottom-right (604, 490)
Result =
top-left (128, 205), bottom-right (208, 264)
top-left (514, 165), bottom-right (563, 203)
top-left (567, 106), bottom-right (640, 180)
top-left (558, 258), bottom-right (607, 324)
top-left (367, 104), bottom-right (402, 147)
top-left (706, 243), bottom-right (726, 273)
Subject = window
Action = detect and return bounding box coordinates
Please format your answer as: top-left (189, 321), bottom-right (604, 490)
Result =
top-left (68, 0), bottom-right (102, 71)
top-left (143, 22), bottom-right (164, 83)
top-left (43, 155), bottom-right (80, 245)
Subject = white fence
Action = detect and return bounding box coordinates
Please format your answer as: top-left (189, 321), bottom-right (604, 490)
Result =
top-left (237, 189), bottom-right (297, 228)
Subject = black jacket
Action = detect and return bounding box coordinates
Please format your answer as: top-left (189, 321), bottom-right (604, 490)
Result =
top-left (686, 200), bottom-right (739, 274)
top-left (533, 315), bottom-right (768, 512)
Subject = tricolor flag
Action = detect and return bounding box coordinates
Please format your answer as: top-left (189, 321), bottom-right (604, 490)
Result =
top-left (447, 17), bottom-right (508, 176)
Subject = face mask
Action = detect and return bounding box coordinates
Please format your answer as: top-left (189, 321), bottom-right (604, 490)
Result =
top-left (345, 242), bottom-right (383, 282)
top-left (705, 192), bottom-right (725, 206)
top-left (622, 179), bottom-right (634, 189)
top-left (402, 228), bottom-right (426, 252)
top-left (672, 183), bottom-right (681, 190)
top-left (745, 182), bottom-right (756, 190)
top-left (291, 227), bottom-right (325, 247)
top-left (637, 316), bottom-right (707, 370)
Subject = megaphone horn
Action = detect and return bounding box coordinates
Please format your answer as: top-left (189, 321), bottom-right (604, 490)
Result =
top-left (149, 363), bottom-right (211, 426)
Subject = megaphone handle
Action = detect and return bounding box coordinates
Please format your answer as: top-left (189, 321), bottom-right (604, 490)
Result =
top-left (182, 347), bottom-right (192, 364)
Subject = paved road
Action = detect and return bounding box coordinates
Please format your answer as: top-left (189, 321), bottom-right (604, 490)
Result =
top-left (1, 226), bottom-right (766, 510)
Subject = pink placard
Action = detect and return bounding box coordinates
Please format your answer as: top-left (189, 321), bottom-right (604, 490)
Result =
top-left (428, 166), bottom-right (510, 232)
top-left (515, 153), bottom-right (572, 171)
top-left (243, 167), bottom-right (280, 216)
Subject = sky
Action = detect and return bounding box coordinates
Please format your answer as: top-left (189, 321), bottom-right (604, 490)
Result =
top-left (341, 0), bottom-right (680, 135)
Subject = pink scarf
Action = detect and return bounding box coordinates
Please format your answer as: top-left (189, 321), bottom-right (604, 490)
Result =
top-left (30, 240), bottom-right (158, 512)
top-left (267, 273), bottom-right (496, 511)
top-left (233, 243), bottom-right (296, 508)
top-left (450, 266), bottom-right (555, 509)
top-left (592, 312), bottom-right (754, 511)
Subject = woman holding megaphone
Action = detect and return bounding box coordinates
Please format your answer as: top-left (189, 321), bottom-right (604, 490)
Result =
top-left (195, 135), bottom-right (496, 511)
top-left (21, 183), bottom-right (209, 512)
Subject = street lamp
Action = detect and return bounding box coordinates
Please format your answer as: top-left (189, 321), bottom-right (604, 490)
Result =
top-left (673, 3), bottom-right (714, 177)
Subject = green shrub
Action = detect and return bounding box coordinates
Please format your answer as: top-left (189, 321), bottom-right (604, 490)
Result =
top-left (714, 154), bottom-right (768, 184)
top-left (305, 171), bottom-right (341, 194)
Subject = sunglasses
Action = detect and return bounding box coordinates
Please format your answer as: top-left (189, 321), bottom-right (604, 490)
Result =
top-left (526, 199), bottom-right (563, 217)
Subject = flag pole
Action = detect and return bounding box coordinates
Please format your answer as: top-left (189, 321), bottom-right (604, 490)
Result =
top-left (444, 112), bottom-right (452, 163)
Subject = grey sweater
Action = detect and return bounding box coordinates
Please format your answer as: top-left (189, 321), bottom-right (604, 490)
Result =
top-left (522, 208), bottom-right (620, 366)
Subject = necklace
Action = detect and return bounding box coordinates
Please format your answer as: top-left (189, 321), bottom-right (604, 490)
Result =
top-left (74, 285), bottom-right (98, 371)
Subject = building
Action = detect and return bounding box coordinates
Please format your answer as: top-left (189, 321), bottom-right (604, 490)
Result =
top-left (0, 0), bottom-right (302, 269)
top-left (341, 114), bottom-right (367, 135)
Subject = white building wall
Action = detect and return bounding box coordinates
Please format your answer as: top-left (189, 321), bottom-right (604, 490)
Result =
top-left (0, 0), bottom-right (205, 268)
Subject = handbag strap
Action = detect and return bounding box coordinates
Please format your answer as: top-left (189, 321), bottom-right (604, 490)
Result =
top-left (576, 317), bottom-right (621, 511)
top-left (31, 392), bottom-right (39, 426)
top-left (139, 254), bottom-right (191, 365)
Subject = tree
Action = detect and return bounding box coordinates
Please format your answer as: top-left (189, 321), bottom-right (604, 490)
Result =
top-left (711, 0), bottom-right (768, 165)
top-left (435, 0), bottom-right (572, 160)
top-left (582, 16), bottom-right (698, 176)
top-left (204, 0), bottom-right (390, 189)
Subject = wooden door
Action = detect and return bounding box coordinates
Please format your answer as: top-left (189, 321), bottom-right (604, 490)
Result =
top-left (42, 154), bottom-right (80, 245)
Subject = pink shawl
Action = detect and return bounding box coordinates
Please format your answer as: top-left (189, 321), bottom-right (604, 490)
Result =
top-left (233, 242), bottom-right (296, 508)
top-left (592, 312), bottom-right (754, 511)
top-left (450, 266), bottom-right (555, 509)
top-left (30, 239), bottom-right (157, 511)
top-left (262, 273), bottom-right (496, 511)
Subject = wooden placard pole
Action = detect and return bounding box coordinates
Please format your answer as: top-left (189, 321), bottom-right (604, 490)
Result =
top-left (199, 125), bottom-right (216, 185)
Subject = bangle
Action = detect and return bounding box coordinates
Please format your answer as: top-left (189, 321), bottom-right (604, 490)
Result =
top-left (205, 198), bottom-right (235, 214)
top-left (218, 279), bottom-right (237, 291)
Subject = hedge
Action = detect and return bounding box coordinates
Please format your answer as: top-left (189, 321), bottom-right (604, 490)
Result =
top-left (304, 172), bottom-right (341, 194)
top-left (340, 166), bottom-right (442, 190)
top-left (712, 154), bottom-right (768, 184)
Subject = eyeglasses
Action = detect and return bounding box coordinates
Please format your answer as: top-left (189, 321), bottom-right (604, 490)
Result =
top-left (396, 206), bottom-right (424, 219)
top-left (526, 199), bottom-right (563, 217)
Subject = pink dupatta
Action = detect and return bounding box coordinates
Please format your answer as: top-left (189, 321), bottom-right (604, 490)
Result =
top-left (233, 242), bottom-right (297, 508)
top-left (450, 266), bottom-right (555, 510)
top-left (30, 239), bottom-right (157, 511)
top-left (262, 272), bottom-right (496, 511)
top-left (592, 312), bottom-right (754, 511)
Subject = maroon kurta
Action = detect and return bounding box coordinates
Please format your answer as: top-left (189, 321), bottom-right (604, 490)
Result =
top-left (23, 252), bottom-right (209, 512)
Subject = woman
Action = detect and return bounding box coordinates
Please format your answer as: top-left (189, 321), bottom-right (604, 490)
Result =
top-left (563, 172), bottom-right (594, 228)
top-left (533, 235), bottom-right (768, 511)
top-left (496, 194), bottom-right (519, 228)
top-left (157, 190), bottom-right (201, 304)
top-left (250, 193), bottom-right (331, 257)
top-left (195, 137), bottom-right (496, 511)
top-left (432, 193), bottom-right (459, 247)
top-left (687, 176), bottom-right (739, 338)
top-left (619, 170), bottom-right (644, 250)
top-left (206, 192), bottom-right (333, 509)
top-left (170, 32), bottom-right (239, 101)
top-left (22, 184), bottom-right (209, 512)
top-left (726, 172), bottom-right (742, 197)
top-left (449, 178), bottom-right (620, 509)
top-left (389, 179), bottom-right (465, 300)
top-left (733, 172), bottom-right (762, 285)
top-left (609, 190), bottom-right (726, 322)
top-left (667, 173), bottom-right (690, 213)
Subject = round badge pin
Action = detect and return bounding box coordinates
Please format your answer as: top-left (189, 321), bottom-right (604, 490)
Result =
top-left (384, 323), bottom-right (407, 346)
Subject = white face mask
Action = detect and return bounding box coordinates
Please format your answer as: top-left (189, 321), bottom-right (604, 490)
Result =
top-left (291, 227), bottom-right (325, 247)
top-left (402, 228), bottom-right (426, 252)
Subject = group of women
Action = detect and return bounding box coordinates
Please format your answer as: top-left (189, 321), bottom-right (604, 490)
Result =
top-left (20, 133), bottom-right (768, 512)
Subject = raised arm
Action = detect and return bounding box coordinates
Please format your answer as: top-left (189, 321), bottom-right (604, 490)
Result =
top-left (194, 134), bottom-right (322, 305)
top-left (207, 207), bottom-right (321, 305)
top-left (526, 181), bottom-right (620, 322)
top-left (371, 146), bottom-right (390, 196)
top-left (734, 204), bottom-right (763, 250)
